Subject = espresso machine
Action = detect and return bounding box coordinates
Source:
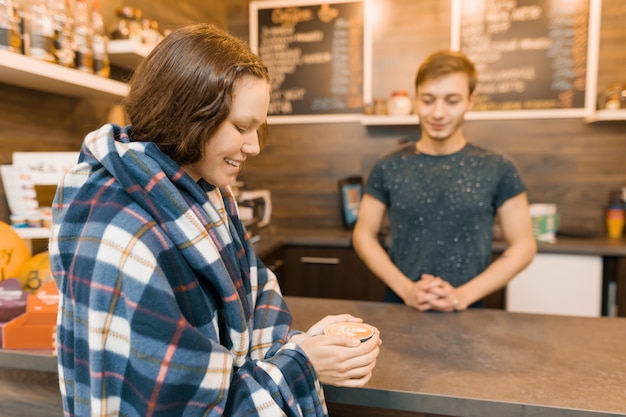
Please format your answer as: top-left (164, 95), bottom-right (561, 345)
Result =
top-left (237, 189), bottom-right (272, 234)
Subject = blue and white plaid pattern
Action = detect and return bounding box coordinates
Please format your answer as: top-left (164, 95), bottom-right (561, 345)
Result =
top-left (49, 124), bottom-right (327, 416)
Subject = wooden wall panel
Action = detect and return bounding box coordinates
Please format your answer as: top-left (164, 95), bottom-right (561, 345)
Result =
top-left (463, 119), bottom-right (626, 233)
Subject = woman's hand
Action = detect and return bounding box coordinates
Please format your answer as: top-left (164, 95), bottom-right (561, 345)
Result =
top-left (290, 314), bottom-right (382, 387)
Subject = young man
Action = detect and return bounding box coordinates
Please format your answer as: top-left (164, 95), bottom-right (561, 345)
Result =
top-left (353, 50), bottom-right (537, 312)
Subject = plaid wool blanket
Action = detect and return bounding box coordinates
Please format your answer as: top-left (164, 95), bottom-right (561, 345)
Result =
top-left (49, 124), bottom-right (327, 416)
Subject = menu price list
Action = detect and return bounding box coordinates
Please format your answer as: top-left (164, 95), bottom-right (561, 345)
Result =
top-left (255, 1), bottom-right (364, 116)
top-left (458, 0), bottom-right (589, 111)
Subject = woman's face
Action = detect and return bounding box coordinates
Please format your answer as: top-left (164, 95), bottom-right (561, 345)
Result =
top-left (185, 75), bottom-right (270, 187)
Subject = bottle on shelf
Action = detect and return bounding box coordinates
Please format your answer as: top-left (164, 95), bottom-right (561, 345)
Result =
top-left (91, 0), bottom-right (109, 77)
top-left (24, 0), bottom-right (56, 62)
top-left (49, 0), bottom-right (73, 67)
top-left (72, 0), bottom-right (92, 73)
top-left (0, 0), bottom-right (22, 53)
top-left (606, 190), bottom-right (625, 239)
top-left (109, 5), bottom-right (142, 43)
top-left (12, 0), bottom-right (26, 54)
top-left (141, 18), bottom-right (162, 48)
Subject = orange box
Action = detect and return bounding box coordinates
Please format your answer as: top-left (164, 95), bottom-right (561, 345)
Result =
top-left (2, 280), bottom-right (58, 349)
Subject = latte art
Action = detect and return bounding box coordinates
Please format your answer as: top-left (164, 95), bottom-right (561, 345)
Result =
top-left (324, 322), bottom-right (376, 342)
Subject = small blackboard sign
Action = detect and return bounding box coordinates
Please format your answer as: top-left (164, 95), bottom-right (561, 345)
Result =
top-left (451, 0), bottom-right (595, 118)
top-left (250, 0), bottom-right (364, 123)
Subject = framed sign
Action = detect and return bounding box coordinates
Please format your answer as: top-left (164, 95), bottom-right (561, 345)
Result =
top-left (451, 0), bottom-right (601, 119)
top-left (250, 0), bottom-right (365, 124)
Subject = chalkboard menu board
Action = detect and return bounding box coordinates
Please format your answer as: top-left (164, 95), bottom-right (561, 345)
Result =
top-left (250, 0), bottom-right (364, 123)
top-left (451, 0), bottom-right (593, 117)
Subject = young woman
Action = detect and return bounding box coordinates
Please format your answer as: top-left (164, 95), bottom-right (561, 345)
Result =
top-left (50, 24), bottom-right (380, 417)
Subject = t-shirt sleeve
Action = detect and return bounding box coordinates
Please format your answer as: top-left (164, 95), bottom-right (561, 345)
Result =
top-left (494, 155), bottom-right (526, 208)
top-left (364, 158), bottom-right (390, 206)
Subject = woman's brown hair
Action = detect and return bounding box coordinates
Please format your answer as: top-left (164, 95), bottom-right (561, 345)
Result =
top-left (123, 24), bottom-right (270, 165)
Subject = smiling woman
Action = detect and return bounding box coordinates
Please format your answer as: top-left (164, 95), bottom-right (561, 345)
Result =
top-left (184, 76), bottom-right (270, 187)
top-left (48, 23), bottom-right (381, 417)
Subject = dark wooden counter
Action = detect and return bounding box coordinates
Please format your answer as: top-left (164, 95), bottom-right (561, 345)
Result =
top-left (257, 227), bottom-right (626, 317)
top-left (259, 226), bottom-right (626, 257)
top-left (0, 350), bottom-right (62, 417)
top-left (287, 296), bottom-right (626, 417)
top-left (2, 297), bottom-right (625, 417)
top-left (1, 228), bottom-right (626, 416)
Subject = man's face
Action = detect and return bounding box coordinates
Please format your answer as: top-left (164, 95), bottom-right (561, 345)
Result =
top-left (415, 72), bottom-right (474, 142)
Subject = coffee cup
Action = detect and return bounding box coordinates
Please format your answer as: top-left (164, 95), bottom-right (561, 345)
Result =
top-left (529, 203), bottom-right (560, 243)
top-left (323, 322), bottom-right (376, 342)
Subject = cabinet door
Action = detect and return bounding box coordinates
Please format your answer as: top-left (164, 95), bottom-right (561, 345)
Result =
top-left (260, 247), bottom-right (286, 285)
top-left (282, 246), bottom-right (386, 301)
top-left (506, 253), bottom-right (603, 317)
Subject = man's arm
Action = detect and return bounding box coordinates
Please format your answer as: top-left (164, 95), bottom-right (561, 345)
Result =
top-left (453, 191), bottom-right (537, 310)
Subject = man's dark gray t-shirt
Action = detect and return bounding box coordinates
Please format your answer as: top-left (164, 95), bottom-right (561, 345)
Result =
top-left (365, 142), bottom-right (525, 302)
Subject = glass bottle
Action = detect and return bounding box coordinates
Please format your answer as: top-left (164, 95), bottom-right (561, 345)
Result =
top-left (147, 19), bottom-right (163, 47)
top-left (12, 0), bottom-right (27, 54)
top-left (26, 0), bottom-right (56, 62)
top-left (606, 190), bottom-right (625, 239)
top-left (0, 0), bottom-right (21, 53)
top-left (91, 0), bottom-right (109, 77)
top-left (72, 0), bottom-right (92, 73)
top-left (49, 0), bottom-right (73, 67)
top-left (109, 16), bottom-right (128, 40)
top-left (110, 6), bottom-right (141, 42)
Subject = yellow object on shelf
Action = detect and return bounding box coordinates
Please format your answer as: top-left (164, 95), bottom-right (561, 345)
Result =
top-left (0, 221), bottom-right (31, 281)
top-left (15, 251), bottom-right (52, 293)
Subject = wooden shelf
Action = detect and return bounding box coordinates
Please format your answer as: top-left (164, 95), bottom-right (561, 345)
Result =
top-left (0, 50), bottom-right (128, 101)
top-left (15, 227), bottom-right (51, 240)
top-left (360, 115), bottom-right (418, 126)
top-left (584, 109), bottom-right (626, 123)
top-left (360, 109), bottom-right (626, 125)
top-left (15, 227), bottom-right (51, 252)
top-left (0, 349), bottom-right (57, 373)
top-left (267, 114), bottom-right (362, 124)
top-left (108, 39), bottom-right (153, 70)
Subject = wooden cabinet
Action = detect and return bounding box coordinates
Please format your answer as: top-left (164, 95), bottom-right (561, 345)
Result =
top-left (260, 246), bottom-right (286, 279)
top-left (279, 246), bottom-right (386, 302)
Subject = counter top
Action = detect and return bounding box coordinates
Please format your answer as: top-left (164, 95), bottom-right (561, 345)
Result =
top-left (256, 226), bottom-right (626, 257)
top-left (287, 296), bottom-right (626, 417)
top-left (0, 349), bottom-right (57, 372)
top-left (2, 297), bottom-right (625, 416)
top-left (2, 226), bottom-right (625, 416)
